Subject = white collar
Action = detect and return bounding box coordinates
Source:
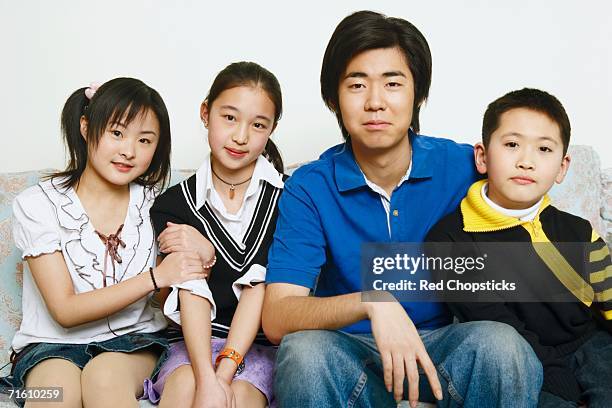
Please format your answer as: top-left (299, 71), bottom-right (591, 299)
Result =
top-left (481, 182), bottom-right (543, 221)
top-left (195, 154), bottom-right (284, 209)
top-left (360, 161), bottom-right (412, 201)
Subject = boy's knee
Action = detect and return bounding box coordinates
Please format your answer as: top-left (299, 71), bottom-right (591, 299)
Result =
top-left (277, 330), bottom-right (343, 373)
top-left (276, 330), bottom-right (355, 398)
top-left (479, 322), bottom-right (535, 358)
top-left (465, 321), bottom-right (542, 380)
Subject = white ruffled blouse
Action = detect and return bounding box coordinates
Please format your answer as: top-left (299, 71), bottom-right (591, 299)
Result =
top-left (11, 177), bottom-right (166, 352)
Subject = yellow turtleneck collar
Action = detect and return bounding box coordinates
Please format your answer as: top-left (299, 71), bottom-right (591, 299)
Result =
top-left (461, 179), bottom-right (551, 234)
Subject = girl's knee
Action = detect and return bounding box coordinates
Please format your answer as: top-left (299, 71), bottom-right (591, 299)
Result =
top-left (80, 352), bottom-right (155, 405)
top-left (166, 365), bottom-right (195, 387)
top-left (25, 358), bottom-right (81, 385)
top-left (24, 390), bottom-right (82, 408)
top-left (160, 365), bottom-right (196, 404)
top-left (231, 380), bottom-right (266, 408)
top-left (25, 359), bottom-right (82, 408)
top-left (81, 358), bottom-right (122, 391)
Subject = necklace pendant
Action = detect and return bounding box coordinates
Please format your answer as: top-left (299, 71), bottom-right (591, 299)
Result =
top-left (229, 185), bottom-right (235, 199)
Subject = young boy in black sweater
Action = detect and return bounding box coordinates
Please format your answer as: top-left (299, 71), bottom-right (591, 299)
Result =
top-left (427, 88), bottom-right (611, 407)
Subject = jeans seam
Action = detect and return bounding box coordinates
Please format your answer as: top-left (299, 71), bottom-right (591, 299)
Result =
top-left (347, 369), bottom-right (368, 408)
top-left (437, 363), bottom-right (464, 405)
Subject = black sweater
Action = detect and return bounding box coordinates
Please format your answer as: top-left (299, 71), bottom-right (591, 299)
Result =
top-left (426, 181), bottom-right (612, 402)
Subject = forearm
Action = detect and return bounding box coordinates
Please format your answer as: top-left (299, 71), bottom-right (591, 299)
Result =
top-left (152, 256), bottom-right (170, 308)
top-left (28, 249), bottom-right (205, 328)
top-left (58, 272), bottom-right (155, 327)
top-left (179, 289), bottom-right (215, 382)
top-left (263, 289), bottom-right (370, 344)
top-left (216, 284), bottom-right (264, 381)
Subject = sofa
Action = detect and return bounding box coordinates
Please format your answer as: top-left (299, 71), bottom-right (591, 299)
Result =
top-left (0, 145), bottom-right (610, 407)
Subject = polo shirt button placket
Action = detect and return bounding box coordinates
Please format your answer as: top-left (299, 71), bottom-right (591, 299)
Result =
top-left (389, 209), bottom-right (399, 239)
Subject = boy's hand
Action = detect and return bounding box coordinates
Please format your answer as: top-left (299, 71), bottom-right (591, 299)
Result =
top-left (366, 299), bottom-right (443, 407)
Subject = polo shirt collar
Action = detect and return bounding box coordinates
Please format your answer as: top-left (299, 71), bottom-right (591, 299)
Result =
top-left (334, 130), bottom-right (434, 193)
top-left (407, 130), bottom-right (434, 179)
top-left (333, 143), bottom-right (367, 192)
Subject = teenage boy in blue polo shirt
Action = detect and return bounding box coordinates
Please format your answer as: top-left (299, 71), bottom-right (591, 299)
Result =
top-left (263, 10), bottom-right (542, 407)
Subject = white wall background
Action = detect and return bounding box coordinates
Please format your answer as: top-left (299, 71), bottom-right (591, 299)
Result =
top-left (1, 0), bottom-right (610, 172)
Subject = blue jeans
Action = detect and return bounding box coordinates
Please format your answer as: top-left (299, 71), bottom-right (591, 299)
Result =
top-left (274, 321), bottom-right (542, 407)
top-left (538, 330), bottom-right (612, 408)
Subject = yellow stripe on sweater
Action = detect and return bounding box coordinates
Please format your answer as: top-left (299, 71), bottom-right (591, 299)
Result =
top-left (532, 240), bottom-right (594, 307)
top-left (595, 288), bottom-right (612, 302)
top-left (590, 246), bottom-right (610, 263)
top-left (591, 265), bottom-right (612, 284)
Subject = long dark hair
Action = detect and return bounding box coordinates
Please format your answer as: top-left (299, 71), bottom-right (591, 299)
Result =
top-left (205, 61), bottom-right (284, 172)
top-left (50, 77), bottom-right (172, 189)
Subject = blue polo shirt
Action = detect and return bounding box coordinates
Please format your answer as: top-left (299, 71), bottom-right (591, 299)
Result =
top-left (266, 132), bottom-right (479, 333)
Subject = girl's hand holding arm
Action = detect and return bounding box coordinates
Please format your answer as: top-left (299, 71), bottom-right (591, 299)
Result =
top-left (153, 251), bottom-right (209, 287)
top-left (215, 283), bottom-right (265, 384)
top-left (27, 250), bottom-right (206, 328)
top-left (158, 221), bottom-right (215, 264)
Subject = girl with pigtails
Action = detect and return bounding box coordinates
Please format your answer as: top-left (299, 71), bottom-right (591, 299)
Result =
top-left (0, 78), bottom-right (208, 407)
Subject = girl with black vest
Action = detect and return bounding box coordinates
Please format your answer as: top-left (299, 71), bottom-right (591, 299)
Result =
top-left (142, 62), bottom-right (285, 408)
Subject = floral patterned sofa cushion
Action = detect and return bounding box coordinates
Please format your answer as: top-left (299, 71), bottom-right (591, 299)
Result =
top-left (548, 145), bottom-right (606, 238)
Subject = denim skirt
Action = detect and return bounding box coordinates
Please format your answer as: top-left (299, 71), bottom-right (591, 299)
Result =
top-left (0, 331), bottom-right (169, 407)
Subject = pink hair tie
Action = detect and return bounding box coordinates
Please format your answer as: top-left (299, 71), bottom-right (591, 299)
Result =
top-left (84, 82), bottom-right (102, 100)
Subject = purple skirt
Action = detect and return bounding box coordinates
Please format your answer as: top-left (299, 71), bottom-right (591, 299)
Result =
top-left (142, 339), bottom-right (276, 406)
